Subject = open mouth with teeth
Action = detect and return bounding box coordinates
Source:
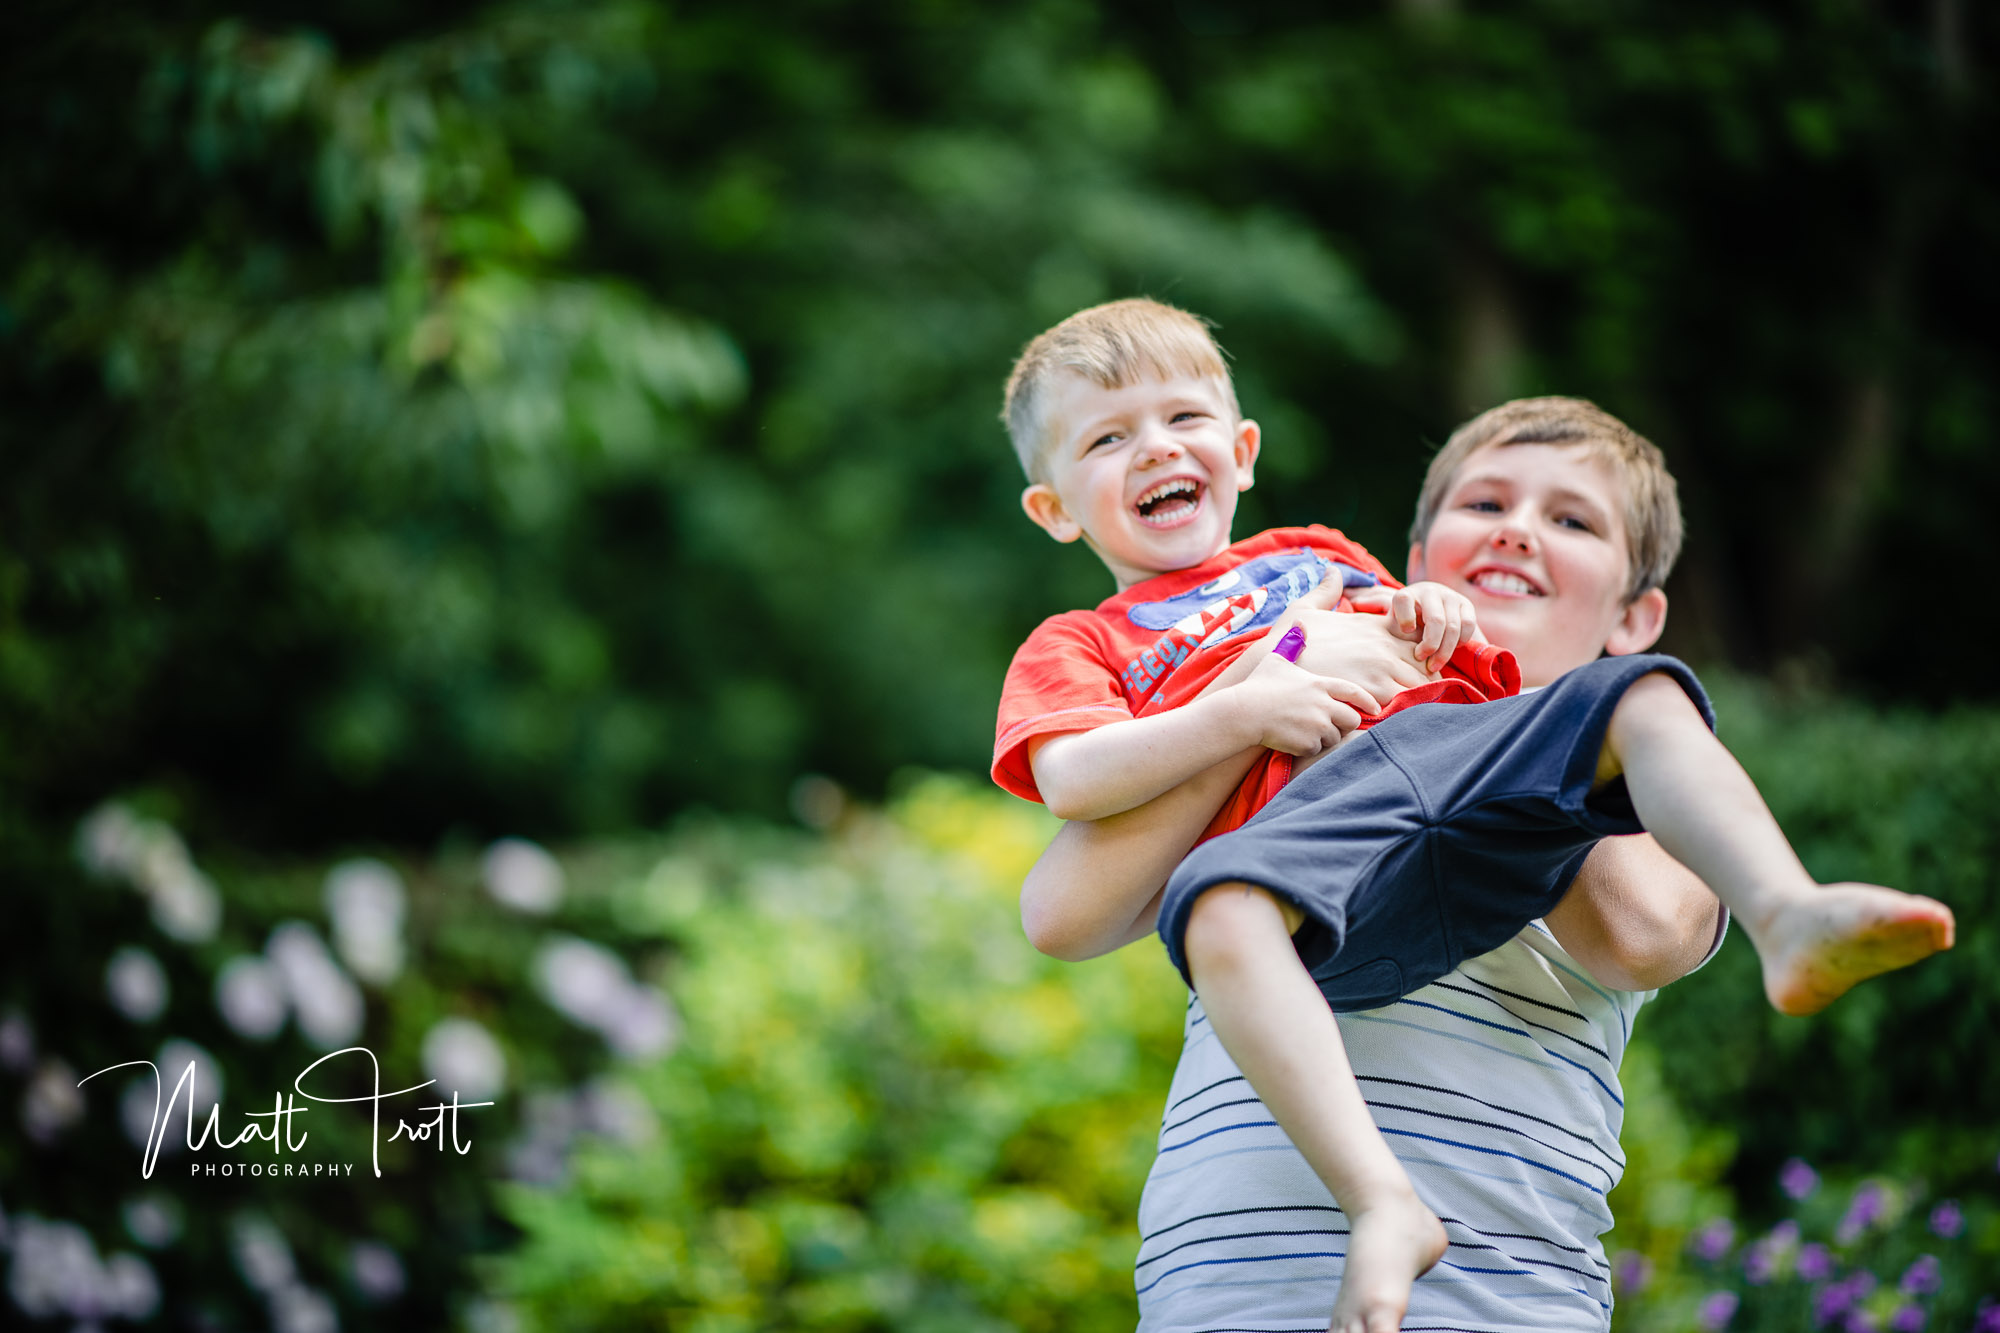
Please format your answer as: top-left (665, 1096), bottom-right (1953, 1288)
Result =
top-left (1134, 478), bottom-right (1204, 526)
top-left (1469, 568), bottom-right (1544, 597)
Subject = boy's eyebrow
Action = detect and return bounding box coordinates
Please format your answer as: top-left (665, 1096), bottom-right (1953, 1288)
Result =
top-left (1064, 390), bottom-right (1219, 445)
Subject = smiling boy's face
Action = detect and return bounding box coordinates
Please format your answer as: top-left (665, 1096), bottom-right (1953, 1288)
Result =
top-left (1408, 441), bottom-right (1667, 688)
top-left (1020, 372), bottom-right (1260, 589)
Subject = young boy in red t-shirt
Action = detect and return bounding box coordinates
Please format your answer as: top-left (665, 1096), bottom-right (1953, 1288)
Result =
top-left (993, 298), bottom-right (1956, 1333)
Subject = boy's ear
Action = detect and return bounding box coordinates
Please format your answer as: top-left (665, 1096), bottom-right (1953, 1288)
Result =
top-left (1604, 587), bottom-right (1669, 656)
top-left (1404, 541), bottom-right (1428, 584)
top-left (1233, 418), bottom-right (1262, 491)
top-left (1021, 482), bottom-right (1083, 544)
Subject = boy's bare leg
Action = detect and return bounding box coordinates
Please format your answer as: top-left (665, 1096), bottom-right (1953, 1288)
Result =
top-left (1186, 883), bottom-right (1447, 1333)
top-left (1601, 672), bottom-right (1955, 1015)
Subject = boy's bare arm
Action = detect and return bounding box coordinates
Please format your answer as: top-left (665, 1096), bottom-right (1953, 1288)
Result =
top-left (1022, 752), bottom-right (1259, 959)
top-left (1029, 580), bottom-right (1468, 822)
top-left (1029, 656), bottom-right (1377, 821)
top-left (1022, 612), bottom-right (1450, 958)
top-left (1544, 835), bottom-right (1724, 990)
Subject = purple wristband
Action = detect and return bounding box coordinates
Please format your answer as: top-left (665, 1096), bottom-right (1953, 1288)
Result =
top-left (1272, 624), bottom-right (1306, 663)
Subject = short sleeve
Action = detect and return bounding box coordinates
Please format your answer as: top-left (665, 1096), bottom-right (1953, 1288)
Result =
top-left (992, 615), bottom-right (1133, 802)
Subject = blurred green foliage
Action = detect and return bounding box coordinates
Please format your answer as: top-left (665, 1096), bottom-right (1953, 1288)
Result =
top-left (3, 701), bottom-right (1997, 1327)
top-left (5, 0), bottom-right (1996, 849)
top-left (494, 776), bottom-right (1185, 1332)
top-left (6, 2), bottom-right (2000, 1330)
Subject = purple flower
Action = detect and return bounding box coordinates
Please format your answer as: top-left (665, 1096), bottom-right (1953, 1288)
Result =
top-left (1838, 1183), bottom-right (1887, 1244)
top-left (1844, 1312), bottom-right (1880, 1333)
top-left (1975, 1300), bottom-right (2000, 1333)
top-left (1692, 1218), bottom-right (1736, 1263)
top-left (1928, 1200), bottom-right (1963, 1239)
top-left (1889, 1305), bottom-right (1927, 1333)
top-left (1612, 1249), bottom-right (1654, 1294)
top-left (1782, 1156), bottom-right (1822, 1201)
top-left (1745, 1220), bottom-right (1803, 1286)
top-left (1818, 1273), bottom-right (1880, 1328)
top-left (1899, 1255), bottom-right (1941, 1296)
top-left (1800, 1243), bottom-right (1837, 1282)
top-left (1817, 1284), bottom-right (1855, 1325)
top-left (1697, 1290), bottom-right (1741, 1330)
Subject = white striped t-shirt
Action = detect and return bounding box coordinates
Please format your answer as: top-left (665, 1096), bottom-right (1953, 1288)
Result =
top-left (1135, 919), bottom-right (1671, 1333)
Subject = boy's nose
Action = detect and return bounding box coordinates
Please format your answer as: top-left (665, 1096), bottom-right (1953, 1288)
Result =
top-left (1489, 524), bottom-right (1533, 553)
top-left (1135, 430), bottom-right (1184, 465)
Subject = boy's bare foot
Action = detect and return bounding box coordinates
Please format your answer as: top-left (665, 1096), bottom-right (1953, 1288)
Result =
top-left (1757, 883), bottom-right (1956, 1016)
top-left (1329, 1191), bottom-right (1448, 1333)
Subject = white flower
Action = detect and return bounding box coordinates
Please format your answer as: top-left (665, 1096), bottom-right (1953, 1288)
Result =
top-left (577, 1079), bottom-right (657, 1146)
top-left (106, 947), bottom-right (170, 1023)
top-left (482, 838), bottom-right (564, 914)
top-left (421, 1018), bottom-right (506, 1103)
top-left (0, 1216), bottom-right (152, 1320)
top-left (464, 1298), bottom-right (521, 1333)
top-left (77, 803), bottom-right (147, 879)
top-left (122, 1195), bottom-right (182, 1249)
top-left (6, 1216), bottom-right (96, 1317)
top-left (74, 802), bottom-right (221, 941)
top-left (102, 1251), bottom-right (160, 1320)
top-left (601, 985), bottom-right (679, 1060)
top-left (270, 1281), bottom-right (340, 1333)
top-left (141, 848), bottom-right (221, 944)
top-left (121, 1077), bottom-right (162, 1152)
top-left (267, 923), bottom-right (364, 1049)
top-left (349, 1241), bottom-right (406, 1302)
top-left (0, 1010), bottom-right (35, 1072)
top-left (215, 955), bottom-right (288, 1040)
top-left (324, 859), bottom-right (406, 985)
top-left (231, 1215), bottom-right (294, 1293)
top-left (151, 1040), bottom-right (223, 1149)
top-left (532, 937), bottom-right (678, 1060)
top-left (533, 936), bottom-right (632, 1030)
top-left (21, 1060), bottom-right (85, 1144)
top-left (506, 1091), bottom-right (576, 1185)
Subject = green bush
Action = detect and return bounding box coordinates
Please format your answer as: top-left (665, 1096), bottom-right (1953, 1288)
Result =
top-left (7, 679), bottom-right (1997, 1329)
top-left (490, 775), bottom-right (1184, 1332)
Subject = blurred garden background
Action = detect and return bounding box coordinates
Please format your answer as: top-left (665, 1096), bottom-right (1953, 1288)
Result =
top-left (3, 0), bottom-right (1998, 1329)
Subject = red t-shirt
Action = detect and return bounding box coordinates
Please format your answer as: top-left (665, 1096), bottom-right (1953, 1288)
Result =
top-left (992, 526), bottom-right (1519, 841)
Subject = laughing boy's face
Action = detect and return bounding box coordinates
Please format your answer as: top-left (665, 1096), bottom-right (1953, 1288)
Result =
top-left (1020, 372), bottom-right (1260, 590)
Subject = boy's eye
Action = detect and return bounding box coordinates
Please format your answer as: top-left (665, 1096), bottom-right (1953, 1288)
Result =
top-left (1557, 515), bottom-right (1595, 533)
top-left (1463, 499), bottom-right (1501, 513)
top-left (1087, 432), bottom-right (1122, 451)
top-left (1170, 411), bottom-right (1204, 424)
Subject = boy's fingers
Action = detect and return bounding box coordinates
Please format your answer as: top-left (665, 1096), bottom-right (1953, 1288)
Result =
top-left (1417, 596), bottom-right (1445, 659)
top-left (1295, 568), bottom-right (1348, 613)
top-left (1392, 589), bottom-right (1420, 637)
top-left (1435, 606), bottom-right (1463, 667)
top-left (1322, 677), bottom-right (1383, 717)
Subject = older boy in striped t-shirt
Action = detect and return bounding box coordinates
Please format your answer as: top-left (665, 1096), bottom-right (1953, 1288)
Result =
top-left (994, 300), bottom-right (1953, 1332)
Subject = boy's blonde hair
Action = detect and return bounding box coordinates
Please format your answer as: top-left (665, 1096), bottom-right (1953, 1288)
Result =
top-left (1000, 298), bottom-right (1239, 479)
top-left (1410, 396), bottom-right (1683, 602)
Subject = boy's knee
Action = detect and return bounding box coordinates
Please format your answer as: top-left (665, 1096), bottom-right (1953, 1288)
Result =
top-left (1186, 881), bottom-right (1304, 974)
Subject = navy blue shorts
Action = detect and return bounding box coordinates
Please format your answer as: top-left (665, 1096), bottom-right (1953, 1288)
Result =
top-left (1157, 654), bottom-right (1714, 1011)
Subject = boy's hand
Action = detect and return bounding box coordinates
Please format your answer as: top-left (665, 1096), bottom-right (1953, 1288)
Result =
top-left (1283, 610), bottom-right (1435, 702)
top-left (1349, 581), bottom-right (1482, 674)
top-left (1233, 652), bottom-right (1382, 757)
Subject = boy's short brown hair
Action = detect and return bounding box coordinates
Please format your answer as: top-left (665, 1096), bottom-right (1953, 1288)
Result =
top-left (1001, 298), bottom-right (1239, 479)
top-left (1410, 397), bottom-right (1683, 602)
